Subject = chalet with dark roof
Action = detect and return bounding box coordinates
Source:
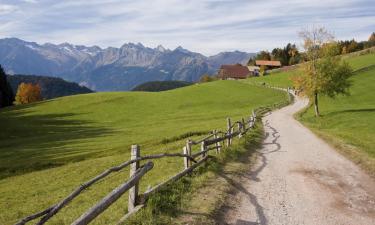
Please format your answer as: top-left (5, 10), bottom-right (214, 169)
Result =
top-left (218, 64), bottom-right (252, 80)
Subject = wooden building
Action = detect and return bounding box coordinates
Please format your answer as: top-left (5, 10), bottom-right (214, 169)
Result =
top-left (218, 64), bottom-right (252, 80)
top-left (255, 60), bottom-right (282, 69)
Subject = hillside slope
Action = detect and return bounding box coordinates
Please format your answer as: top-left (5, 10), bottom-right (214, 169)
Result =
top-left (0, 80), bottom-right (287, 224)
top-left (243, 50), bottom-right (375, 88)
top-left (0, 80), bottom-right (286, 178)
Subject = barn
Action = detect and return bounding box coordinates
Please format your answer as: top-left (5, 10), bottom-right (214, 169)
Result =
top-left (217, 64), bottom-right (252, 80)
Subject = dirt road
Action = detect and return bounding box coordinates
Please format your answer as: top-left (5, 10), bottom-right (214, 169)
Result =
top-left (222, 96), bottom-right (375, 225)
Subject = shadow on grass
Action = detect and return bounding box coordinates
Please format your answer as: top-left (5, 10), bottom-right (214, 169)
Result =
top-left (0, 103), bottom-right (115, 179)
top-left (323, 108), bottom-right (375, 117)
top-left (215, 119), bottom-right (283, 225)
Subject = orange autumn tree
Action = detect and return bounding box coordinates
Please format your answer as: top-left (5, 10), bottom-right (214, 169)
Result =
top-left (14, 82), bottom-right (42, 105)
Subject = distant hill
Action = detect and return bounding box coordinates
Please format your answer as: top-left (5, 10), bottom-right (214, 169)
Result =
top-left (132, 80), bottom-right (193, 92)
top-left (6, 74), bottom-right (93, 100)
top-left (0, 38), bottom-right (255, 91)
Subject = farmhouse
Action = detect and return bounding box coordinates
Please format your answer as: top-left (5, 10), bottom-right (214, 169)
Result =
top-left (255, 60), bottom-right (282, 69)
top-left (218, 64), bottom-right (252, 80)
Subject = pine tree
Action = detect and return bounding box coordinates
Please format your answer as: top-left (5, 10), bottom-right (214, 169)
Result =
top-left (0, 65), bottom-right (14, 108)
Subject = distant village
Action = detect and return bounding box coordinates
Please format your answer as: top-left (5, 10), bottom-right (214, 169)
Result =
top-left (217, 60), bottom-right (282, 80)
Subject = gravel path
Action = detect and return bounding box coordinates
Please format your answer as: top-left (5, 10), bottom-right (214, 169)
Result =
top-left (222, 96), bottom-right (375, 225)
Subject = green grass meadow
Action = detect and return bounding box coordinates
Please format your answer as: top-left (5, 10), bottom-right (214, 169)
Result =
top-left (1, 48), bottom-right (373, 225)
top-left (0, 80), bottom-right (287, 224)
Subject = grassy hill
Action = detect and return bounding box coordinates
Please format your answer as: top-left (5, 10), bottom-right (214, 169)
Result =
top-left (0, 80), bottom-right (287, 224)
top-left (243, 49), bottom-right (375, 88)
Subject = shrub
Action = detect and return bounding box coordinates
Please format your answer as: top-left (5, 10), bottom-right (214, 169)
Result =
top-left (14, 82), bottom-right (42, 105)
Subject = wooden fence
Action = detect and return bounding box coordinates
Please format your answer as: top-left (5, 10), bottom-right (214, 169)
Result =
top-left (15, 96), bottom-right (291, 225)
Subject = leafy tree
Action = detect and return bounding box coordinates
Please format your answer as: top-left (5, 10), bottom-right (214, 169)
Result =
top-left (247, 57), bottom-right (255, 66)
top-left (366, 32), bottom-right (375, 48)
top-left (369, 32), bottom-right (375, 42)
top-left (341, 46), bottom-right (347, 54)
top-left (271, 48), bottom-right (286, 65)
top-left (346, 39), bottom-right (360, 53)
top-left (256, 51), bottom-right (271, 60)
top-left (0, 65), bottom-right (13, 108)
top-left (14, 82), bottom-right (42, 105)
top-left (295, 27), bottom-right (353, 116)
top-left (259, 65), bottom-right (266, 76)
top-left (199, 74), bottom-right (216, 83)
top-left (268, 43), bottom-right (302, 66)
top-left (287, 43), bottom-right (300, 65)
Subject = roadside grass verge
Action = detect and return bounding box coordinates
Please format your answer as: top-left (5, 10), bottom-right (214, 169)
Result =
top-left (296, 66), bottom-right (375, 176)
top-left (124, 122), bottom-right (264, 225)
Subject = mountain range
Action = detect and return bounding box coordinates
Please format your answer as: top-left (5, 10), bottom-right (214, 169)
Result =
top-left (0, 38), bottom-right (255, 91)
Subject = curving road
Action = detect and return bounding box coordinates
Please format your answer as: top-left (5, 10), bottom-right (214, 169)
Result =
top-left (222, 96), bottom-right (375, 225)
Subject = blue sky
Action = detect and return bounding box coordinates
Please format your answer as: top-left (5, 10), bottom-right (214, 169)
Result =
top-left (0, 0), bottom-right (374, 55)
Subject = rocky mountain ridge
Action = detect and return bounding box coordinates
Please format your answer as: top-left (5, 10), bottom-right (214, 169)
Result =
top-left (0, 38), bottom-right (255, 91)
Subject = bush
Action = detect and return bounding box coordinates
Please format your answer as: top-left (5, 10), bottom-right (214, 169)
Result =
top-left (14, 82), bottom-right (42, 105)
top-left (199, 74), bottom-right (217, 83)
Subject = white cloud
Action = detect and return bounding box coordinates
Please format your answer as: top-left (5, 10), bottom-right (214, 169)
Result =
top-left (0, 0), bottom-right (374, 55)
top-left (0, 4), bottom-right (18, 15)
top-left (21, 0), bottom-right (38, 3)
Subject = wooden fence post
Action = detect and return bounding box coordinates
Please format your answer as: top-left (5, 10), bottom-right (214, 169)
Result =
top-left (201, 141), bottom-right (206, 157)
top-left (186, 139), bottom-right (192, 167)
top-left (213, 130), bottom-right (220, 154)
top-left (183, 146), bottom-right (189, 170)
top-left (227, 117), bottom-right (232, 147)
top-left (128, 144), bottom-right (140, 212)
top-left (237, 122), bottom-right (242, 139)
top-left (242, 118), bottom-right (246, 132)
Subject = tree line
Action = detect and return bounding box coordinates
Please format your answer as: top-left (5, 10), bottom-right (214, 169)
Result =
top-left (248, 32), bottom-right (375, 67)
top-left (0, 65), bottom-right (13, 108)
top-left (0, 65), bottom-right (93, 108)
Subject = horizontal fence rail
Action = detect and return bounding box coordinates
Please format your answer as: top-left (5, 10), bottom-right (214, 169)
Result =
top-left (15, 88), bottom-right (294, 225)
